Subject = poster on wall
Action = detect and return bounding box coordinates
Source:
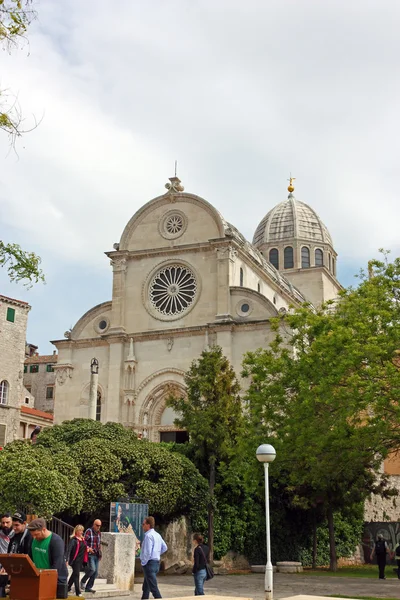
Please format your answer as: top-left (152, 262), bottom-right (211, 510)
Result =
top-left (109, 502), bottom-right (148, 555)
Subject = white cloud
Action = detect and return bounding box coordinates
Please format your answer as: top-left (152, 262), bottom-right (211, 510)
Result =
top-left (0, 0), bottom-right (400, 349)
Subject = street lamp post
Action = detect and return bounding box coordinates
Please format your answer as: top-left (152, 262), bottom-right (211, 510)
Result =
top-left (88, 358), bottom-right (99, 420)
top-left (256, 443), bottom-right (276, 600)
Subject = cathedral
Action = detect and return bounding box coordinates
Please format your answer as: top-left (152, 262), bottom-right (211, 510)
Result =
top-left (52, 176), bottom-right (342, 441)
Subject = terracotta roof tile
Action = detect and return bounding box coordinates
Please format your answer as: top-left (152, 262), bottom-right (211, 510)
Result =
top-left (0, 294), bottom-right (30, 307)
top-left (20, 406), bottom-right (54, 420)
top-left (25, 355), bottom-right (58, 364)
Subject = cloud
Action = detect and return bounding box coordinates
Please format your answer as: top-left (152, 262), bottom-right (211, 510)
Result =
top-left (0, 0), bottom-right (399, 350)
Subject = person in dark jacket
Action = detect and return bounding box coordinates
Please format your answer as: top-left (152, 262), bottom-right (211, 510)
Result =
top-left (7, 511), bottom-right (32, 555)
top-left (370, 533), bottom-right (391, 579)
top-left (67, 526), bottom-right (87, 597)
top-left (27, 518), bottom-right (68, 585)
top-left (192, 534), bottom-right (209, 596)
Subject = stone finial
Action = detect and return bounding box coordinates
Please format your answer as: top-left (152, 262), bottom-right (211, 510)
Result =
top-left (126, 337), bottom-right (136, 362)
top-left (165, 176), bottom-right (184, 194)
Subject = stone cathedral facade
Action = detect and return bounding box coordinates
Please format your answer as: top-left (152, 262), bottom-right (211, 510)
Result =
top-left (52, 176), bottom-right (341, 442)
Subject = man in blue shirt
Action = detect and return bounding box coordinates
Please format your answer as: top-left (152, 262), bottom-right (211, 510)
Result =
top-left (140, 516), bottom-right (168, 599)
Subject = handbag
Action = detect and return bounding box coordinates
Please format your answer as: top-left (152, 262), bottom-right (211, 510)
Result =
top-left (198, 544), bottom-right (214, 580)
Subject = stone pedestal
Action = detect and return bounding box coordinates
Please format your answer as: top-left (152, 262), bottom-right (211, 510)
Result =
top-left (98, 532), bottom-right (137, 591)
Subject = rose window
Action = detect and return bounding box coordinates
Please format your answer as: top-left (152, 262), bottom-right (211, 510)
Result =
top-left (166, 214), bottom-right (183, 235)
top-left (149, 265), bottom-right (197, 316)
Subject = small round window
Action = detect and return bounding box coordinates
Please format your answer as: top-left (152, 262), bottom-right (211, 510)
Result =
top-left (236, 299), bottom-right (253, 318)
top-left (94, 317), bottom-right (109, 334)
top-left (159, 210), bottom-right (188, 240)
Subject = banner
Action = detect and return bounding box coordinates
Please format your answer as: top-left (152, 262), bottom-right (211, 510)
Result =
top-left (109, 502), bottom-right (148, 555)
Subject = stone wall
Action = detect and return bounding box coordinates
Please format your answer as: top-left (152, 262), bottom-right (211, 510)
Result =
top-left (364, 475), bottom-right (400, 522)
top-left (0, 296), bottom-right (30, 445)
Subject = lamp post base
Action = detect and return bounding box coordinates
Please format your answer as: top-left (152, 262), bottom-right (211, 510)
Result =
top-left (265, 562), bottom-right (273, 600)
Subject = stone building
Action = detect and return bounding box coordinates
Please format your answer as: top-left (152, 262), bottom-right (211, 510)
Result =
top-left (24, 351), bottom-right (57, 413)
top-left (51, 177), bottom-right (342, 441)
top-left (0, 295), bottom-right (31, 446)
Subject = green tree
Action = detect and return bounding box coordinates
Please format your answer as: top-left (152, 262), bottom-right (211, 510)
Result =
top-left (0, 241), bottom-right (45, 286)
top-left (37, 419), bottom-right (208, 523)
top-left (167, 346), bottom-right (244, 561)
top-left (242, 253), bottom-right (400, 570)
top-left (0, 0), bottom-right (37, 142)
top-left (0, 440), bottom-right (83, 516)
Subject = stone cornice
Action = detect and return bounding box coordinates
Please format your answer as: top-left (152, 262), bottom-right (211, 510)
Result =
top-left (50, 319), bottom-right (273, 350)
top-left (284, 265), bottom-right (343, 289)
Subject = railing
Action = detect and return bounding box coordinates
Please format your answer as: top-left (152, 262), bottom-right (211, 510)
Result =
top-left (48, 515), bottom-right (74, 550)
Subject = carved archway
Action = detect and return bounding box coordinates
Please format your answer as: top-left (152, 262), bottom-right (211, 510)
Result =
top-left (138, 380), bottom-right (186, 442)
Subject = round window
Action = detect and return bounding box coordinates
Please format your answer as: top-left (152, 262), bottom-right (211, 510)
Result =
top-left (241, 303), bottom-right (250, 313)
top-left (149, 265), bottom-right (197, 316)
top-left (159, 210), bottom-right (188, 240)
top-left (98, 320), bottom-right (107, 330)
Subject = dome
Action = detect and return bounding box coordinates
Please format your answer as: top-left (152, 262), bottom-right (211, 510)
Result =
top-left (253, 193), bottom-right (333, 248)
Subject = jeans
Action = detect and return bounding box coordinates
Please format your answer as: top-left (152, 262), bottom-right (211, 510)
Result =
top-left (193, 569), bottom-right (207, 596)
top-left (81, 555), bottom-right (99, 591)
top-left (142, 560), bottom-right (161, 599)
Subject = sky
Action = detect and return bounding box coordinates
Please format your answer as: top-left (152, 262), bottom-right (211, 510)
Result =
top-left (1, 0), bottom-right (399, 353)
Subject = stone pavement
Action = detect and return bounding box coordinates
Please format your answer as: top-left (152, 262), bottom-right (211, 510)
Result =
top-left (127, 572), bottom-right (400, 600)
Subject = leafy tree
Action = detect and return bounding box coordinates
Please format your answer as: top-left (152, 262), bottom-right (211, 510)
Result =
top-left (0, 440), bottom-right (83, 517)
top-left (37, 419), bottom-right (208, 523)
top-left (0, 241), bottom-right (45, 286)
top-left (167, 346), bottom-right (244, 561)
top-left (242, 253), bottom-right (400, 570)
top-left (0, 0), bottom-right (37, 142)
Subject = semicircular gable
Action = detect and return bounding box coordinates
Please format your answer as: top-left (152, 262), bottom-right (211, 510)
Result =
top-left (71, 301), bottom-right (112, 340)
top-left (230, 287), bottom-right (279, 319)
top-left (119, 192), bottom-right (226, 251)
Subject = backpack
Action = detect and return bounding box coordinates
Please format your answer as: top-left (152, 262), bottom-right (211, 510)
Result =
top-left (375, 539), bottom-right (386, 555)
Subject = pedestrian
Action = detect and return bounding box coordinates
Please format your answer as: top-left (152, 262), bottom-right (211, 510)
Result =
top-left (370, 533), bottom-right (391, 579)
top-left (80, 519), bottom-right (102, 594)
top-left (192, 533), bottom-right (209, 596)
top-left (140, 516), bottom-right (168, 600)
top-left (0, 513), bottom-right (14, 598)
top-left (8, 511), bottom-right (32, 555)
top-left (27, 518), bottom-right (68, 596)
top-left (67, 526), bottom-right (88, 597)
top-left (395, 537), bottom-right (400, 579)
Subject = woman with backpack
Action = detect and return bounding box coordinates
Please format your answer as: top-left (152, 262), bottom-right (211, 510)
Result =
top-left (67, 525), bottom-right (88, 596)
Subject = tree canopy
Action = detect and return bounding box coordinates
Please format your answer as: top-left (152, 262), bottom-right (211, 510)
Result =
top-left (242, 253), bottom-right (400, 570)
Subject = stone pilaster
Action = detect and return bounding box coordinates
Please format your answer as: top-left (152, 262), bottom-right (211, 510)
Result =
top-left (215, 246), bottom-right (235, 321)
top-left (105, 340), bottom-right (124, 422)
top-left (109, 258), bottom-right (127, 334)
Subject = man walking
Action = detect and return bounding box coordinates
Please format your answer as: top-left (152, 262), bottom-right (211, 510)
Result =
top-left (370, 533), bottom-right (391, 579)
top-left (140, 516), bottom-right (168, 600)
top-left (27, 518), bottom-right (68, 585)
top-left (81, 520), bottom-right (102, 593)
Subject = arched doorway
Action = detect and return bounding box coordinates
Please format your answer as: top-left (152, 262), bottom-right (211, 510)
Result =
top-left (139, 381), bottom-right (188, 442)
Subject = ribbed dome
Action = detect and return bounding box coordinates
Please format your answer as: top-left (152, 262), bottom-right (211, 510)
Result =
top-left (253, 194), bottom-right (333, 247)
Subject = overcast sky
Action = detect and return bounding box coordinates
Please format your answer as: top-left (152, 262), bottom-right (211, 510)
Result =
top-left (1, 0), bottom-right (399, 353)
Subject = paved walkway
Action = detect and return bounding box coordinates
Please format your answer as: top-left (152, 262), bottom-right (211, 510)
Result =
top-left (130, 572), bottom-right (400, 600)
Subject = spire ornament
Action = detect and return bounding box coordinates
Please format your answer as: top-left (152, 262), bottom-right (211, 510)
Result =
top-left (165, 176), bottom-right (184, 194)
top-left (287, 176), bottom-right (295, 193)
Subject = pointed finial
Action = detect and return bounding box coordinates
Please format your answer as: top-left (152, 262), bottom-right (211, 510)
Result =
top-left (287, 175), bottom-right (295, 193)
top-left (174, 160), bottom-right (177, 177)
